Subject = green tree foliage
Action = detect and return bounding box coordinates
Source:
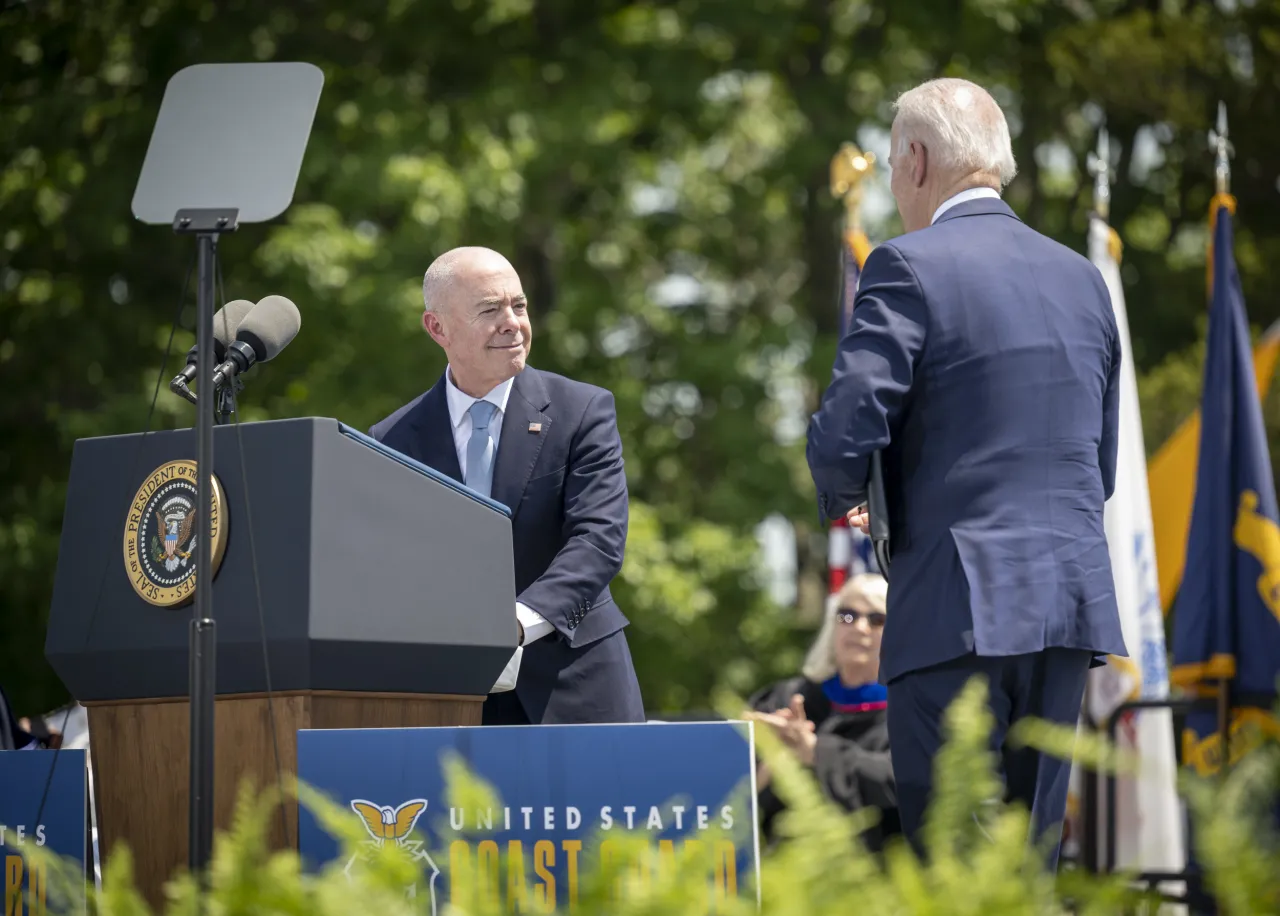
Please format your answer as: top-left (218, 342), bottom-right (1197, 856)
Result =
top-left (2, 0), bottom-right (1276, 713)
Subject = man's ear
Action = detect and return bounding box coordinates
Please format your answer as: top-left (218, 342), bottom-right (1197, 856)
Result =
top-left (422, 310), bottom-right (447, 346)
top-left (912, 141), bottom-right (928, 189)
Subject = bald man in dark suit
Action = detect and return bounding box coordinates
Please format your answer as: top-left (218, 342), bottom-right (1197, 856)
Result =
top-left (371, 247), bottom-right (644, 725)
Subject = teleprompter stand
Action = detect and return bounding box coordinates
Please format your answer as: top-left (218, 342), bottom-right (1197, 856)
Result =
top-left (129, 62), bottom-right (324, 887)
top-left (171, 206), bottom-right (238, 877)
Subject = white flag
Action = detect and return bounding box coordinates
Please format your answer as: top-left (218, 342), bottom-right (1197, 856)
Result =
top-left (1067, 216), bottom-right (1184, 885)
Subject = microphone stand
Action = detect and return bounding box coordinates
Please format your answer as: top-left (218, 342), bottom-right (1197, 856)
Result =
top-left (172, 368), bottom-right (242, 424)
top-left (172, 207), bottom-right (238, 884)
top-left (215, 377), bottom-right (241, 426)
top-left (171, 379), bottom-right (198, 406)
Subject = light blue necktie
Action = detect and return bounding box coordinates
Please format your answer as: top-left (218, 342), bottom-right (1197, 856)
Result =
top-left (466, 400), bottom-right (498, 497)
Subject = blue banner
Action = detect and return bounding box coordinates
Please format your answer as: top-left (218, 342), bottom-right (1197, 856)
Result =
top-left (1173, 200), bottom-right (1280, 774)
top-left (298, 723), bottom-right (758, 914)
top-left (0, 749), bottom-right (87, 914)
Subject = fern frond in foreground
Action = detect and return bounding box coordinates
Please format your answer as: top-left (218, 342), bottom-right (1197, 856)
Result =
top-left (18, 677), bottom-right (1278, 914)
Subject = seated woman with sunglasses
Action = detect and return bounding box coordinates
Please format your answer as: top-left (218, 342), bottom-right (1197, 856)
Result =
top-left (746, 573), bottom-right (899, 850)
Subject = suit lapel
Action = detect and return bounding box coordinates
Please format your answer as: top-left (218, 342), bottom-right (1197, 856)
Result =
top-left (411, 376), bottom-right (464, 482)
top-left (492, 368), bottom-right (551, 515)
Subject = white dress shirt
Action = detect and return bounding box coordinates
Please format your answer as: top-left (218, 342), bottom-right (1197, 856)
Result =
top-left (444, 368), bottom-right (555, 657)
top-left (931, 186), bottom-right (1001, 225)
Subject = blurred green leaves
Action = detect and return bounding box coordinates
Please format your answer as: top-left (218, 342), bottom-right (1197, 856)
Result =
top-left (29, 677), bottom-right (1233, 914)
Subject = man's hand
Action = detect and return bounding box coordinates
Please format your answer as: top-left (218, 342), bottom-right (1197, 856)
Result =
top-left (847, 504), bottom-right (870, 534)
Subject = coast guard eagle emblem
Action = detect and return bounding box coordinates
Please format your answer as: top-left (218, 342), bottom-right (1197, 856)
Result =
top-left (122, 459), bottom-right (228, 607)
top-left (347, 799), bottom-right (440, 913)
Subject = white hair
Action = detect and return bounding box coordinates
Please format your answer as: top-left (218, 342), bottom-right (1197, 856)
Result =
top-left (421, 246), bottom-right (513, 313)
top-left (892, 78), bottom-right (1017, 189)
top-left (801, 573), bottom-right (889, 683)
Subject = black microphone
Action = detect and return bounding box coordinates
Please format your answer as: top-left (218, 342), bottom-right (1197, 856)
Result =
top-left (211, 295), bottom-right (302, 390)
top-left (171, 299), bottom-right (255, 390)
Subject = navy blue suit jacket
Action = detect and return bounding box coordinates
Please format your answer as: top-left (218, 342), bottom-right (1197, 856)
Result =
top-left (808, 198), bottom-right (1128, 684)
top-left (370, 366), bottom-right (643, 722)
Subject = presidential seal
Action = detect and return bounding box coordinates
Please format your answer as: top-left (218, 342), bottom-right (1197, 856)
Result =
top-left (122, 459), bottom-right (228, 607)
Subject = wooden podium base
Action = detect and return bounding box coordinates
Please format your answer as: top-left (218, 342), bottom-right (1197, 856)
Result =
top-left (84, 689), bottom-right (483, 907)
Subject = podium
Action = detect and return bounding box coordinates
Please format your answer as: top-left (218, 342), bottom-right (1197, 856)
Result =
top-left (44, 417), bottom-right (518, 904)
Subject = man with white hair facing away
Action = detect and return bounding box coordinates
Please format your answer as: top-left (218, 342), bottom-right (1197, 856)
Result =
top-left (806, 79), bottom-right (1126, 868)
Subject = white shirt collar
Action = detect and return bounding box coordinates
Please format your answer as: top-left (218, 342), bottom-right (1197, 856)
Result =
top-left (444, 367), bottom-right (514, 430)
top-left (931, 187), bottom-right (1001, 225)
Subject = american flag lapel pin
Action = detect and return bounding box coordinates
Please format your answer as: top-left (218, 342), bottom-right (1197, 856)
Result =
top-left (528, 422), bottom-right (542, 433)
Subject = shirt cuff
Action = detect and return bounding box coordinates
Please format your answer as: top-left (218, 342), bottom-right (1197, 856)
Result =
top-left (490, 646), bottom-right (522, 693)
top-left (516, 601), bottom-right (554, 645)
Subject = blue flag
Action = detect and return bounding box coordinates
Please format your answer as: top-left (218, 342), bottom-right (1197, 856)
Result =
top-left (1172, 199), bottom-right (1280, 774)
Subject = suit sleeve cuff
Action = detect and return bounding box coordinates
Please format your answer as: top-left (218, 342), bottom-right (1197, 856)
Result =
top-left (516, 601), bottom-right (554, 644)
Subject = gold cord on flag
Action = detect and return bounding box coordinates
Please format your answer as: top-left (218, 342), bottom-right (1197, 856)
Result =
top-left (1106, 226), bottom-right (1123, 265)
top-left (846, 227), bottom-right (872, 270)
top-left (1206, 192), bottom-right (1238, 302)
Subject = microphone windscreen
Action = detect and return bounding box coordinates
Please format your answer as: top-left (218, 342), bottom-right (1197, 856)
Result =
top-left (236, 295), bottom-right (302, 361)
top-left (212, 299), bottom-right (255, 349)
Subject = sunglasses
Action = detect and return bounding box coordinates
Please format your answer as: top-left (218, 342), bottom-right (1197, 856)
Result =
top-left (835, 608), bottom-right (886, 628)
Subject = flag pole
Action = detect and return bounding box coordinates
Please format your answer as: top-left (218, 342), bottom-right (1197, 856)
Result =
top-left (1209, 100), bottom-right (1234, 776)
top-left (830, 141), bottom-right (876, 305)
top-left (1210, 101), bottom-right (1232, 198)
top-left (1087, 126), bottom-right (1112, 222)
top-left (1079, 123), bottom-right (1115, 873)
top-left (822, 142), bottom-right (874, 592)
top-left (1206, 102), bottom-right (1237, 302)
top-left (826, 143), bottom-right (887, 583)
top-left (1088, 126), bottom-right (1123, 269)
top-left (830, 141), bottom-right (875, 239)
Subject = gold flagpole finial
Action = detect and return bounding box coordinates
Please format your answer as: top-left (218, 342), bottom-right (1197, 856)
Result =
top-left (1087, 126), bottom-right (1113, 222)
top-left (1209, 100), bottom-right (1233, 196)
top-left (829, 142), bottom-right (876, 233)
